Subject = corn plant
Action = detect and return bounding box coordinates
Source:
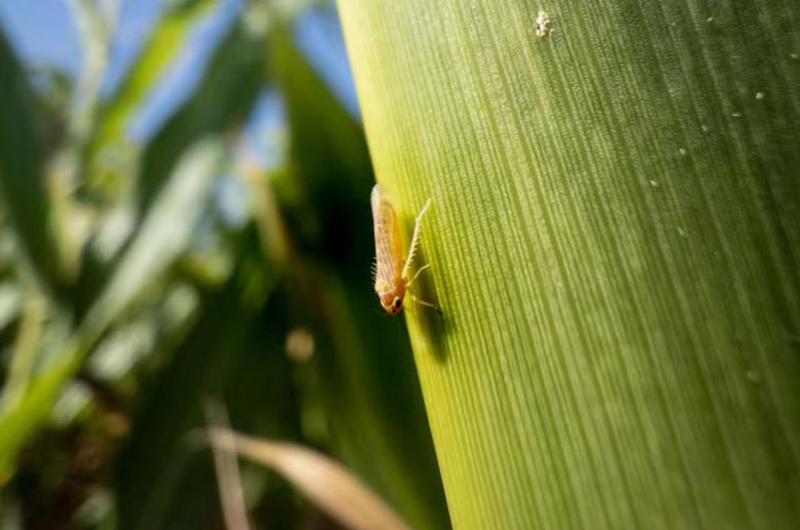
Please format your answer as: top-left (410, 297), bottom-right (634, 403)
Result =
top-left (337, 1), bottom-right (800, 529)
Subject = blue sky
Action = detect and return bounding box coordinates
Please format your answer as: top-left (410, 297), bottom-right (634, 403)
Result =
top-left (0, 0), bottom-right (84, 74)
top-left (0, 0), bottom-right (359, 145)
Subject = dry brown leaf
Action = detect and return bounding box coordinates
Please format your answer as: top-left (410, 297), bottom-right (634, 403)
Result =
top-left (208, 428), bottom-right (414, 530)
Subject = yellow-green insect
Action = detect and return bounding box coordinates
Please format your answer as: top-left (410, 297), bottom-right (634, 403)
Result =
top-left (371, 184), bottom-right (440, 315)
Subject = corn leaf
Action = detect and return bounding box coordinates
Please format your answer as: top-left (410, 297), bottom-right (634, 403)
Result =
top-left (115, 230), bottom-right (278, 530)
top-left (210, 428), bottom-right (413, 530)
top-left (338, 1), bottom-right (800, 529)
top-left (82, 138), bottom-right (223, 337)
top-left (71, 9), bottom-right (267, 316)
top-left (0, 138), bottom-right (223, 482)
top-left (87, 0), bottom-right (217, 195)
top-left (136, 9), bottom-right (266, 213)
top-left (0, 30), bottom-right (63, 287)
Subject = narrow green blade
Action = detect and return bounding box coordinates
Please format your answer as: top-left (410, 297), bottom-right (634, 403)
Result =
top-left (0, 30), bottom-right (63, 287)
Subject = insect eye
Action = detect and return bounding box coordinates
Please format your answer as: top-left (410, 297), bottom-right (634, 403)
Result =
top-left (393, 298), bottom-right (402, 309)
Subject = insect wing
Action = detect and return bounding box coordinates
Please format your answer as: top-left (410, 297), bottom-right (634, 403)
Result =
top-left (371, 185), bottom-right (404, 286)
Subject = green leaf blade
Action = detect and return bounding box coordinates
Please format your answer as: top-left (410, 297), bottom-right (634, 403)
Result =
top-left (0, 30), bottom-right (63, 287)
top-left (88, 0), bottom-right (218, 194)
top-left (338, 1), bottom-right (800, 529)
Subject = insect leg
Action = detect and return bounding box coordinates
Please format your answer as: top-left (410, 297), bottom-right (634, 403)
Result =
top-left (401, 198), bottom-right (432, 280)
top-left (406, 263), bottom-right (430, 288)
top-left (409, 293), bottom-right (442, 314)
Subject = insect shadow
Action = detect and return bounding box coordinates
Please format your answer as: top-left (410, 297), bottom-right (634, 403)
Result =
top-left (406, 244), bottom-right (451, 364)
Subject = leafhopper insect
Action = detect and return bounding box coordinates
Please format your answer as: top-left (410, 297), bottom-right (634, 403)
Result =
top-left (371, 184), bottom-right (440, 315)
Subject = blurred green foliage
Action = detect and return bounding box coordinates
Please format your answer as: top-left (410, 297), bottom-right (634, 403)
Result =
top-left (0, 1), bottom-right (449, 529)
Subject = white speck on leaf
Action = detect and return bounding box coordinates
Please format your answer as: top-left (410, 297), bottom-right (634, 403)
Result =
top-left (755, 92), bottom-right (765, 100)
top-left (649, 179), bottom-right (659, 188)
top-left (535, 11), bottom-right (552, 38)
top-left (678, 147), bottom-right (687, 156)
top-left (732, 112), bottom-right (742, 118)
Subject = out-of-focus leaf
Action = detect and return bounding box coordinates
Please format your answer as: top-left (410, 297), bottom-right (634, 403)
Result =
top-left (87, 283), bottom-right (198, 382)
top-left (70, 2), bottom-right (268, 316)
top-left (115, 230), bottom-right (281, 530)
top-left (0, 338), bottom-right (85, 483)
top-left (0, 296), bottom-right (46, 413)
top-left (0, 283), bottom-right (22, 333)
top-left (66, 0), bottom-right (114, 145)
top-left (272, 0), bottom-right (326, 20)
top-left (223, 289), bottom-right (307, 528)
top-left (82, 138), bottom-right (223, 337)
top-left (271, 25), bottom-right (372, 266)
top-left (0, 30), bottom-right (64, 288)
top-left (22, 66), bottom-right (69, 153)
top-left (298, 270), bottom-right (450, 530)
top-left (241, 167), bottom-right (291, 275)
top-left (273, 24), bottom-right (370, 186)
top-left (0, 138), bottom-right (222, 483)
top-left (205, 403), bottom-right (250, 530)
top-left (87, 0), bottom-right (217, 196)
top-left (136, 5), bottom-right (268, 214)
top-left (210, 428), bottom-right (413, 530)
